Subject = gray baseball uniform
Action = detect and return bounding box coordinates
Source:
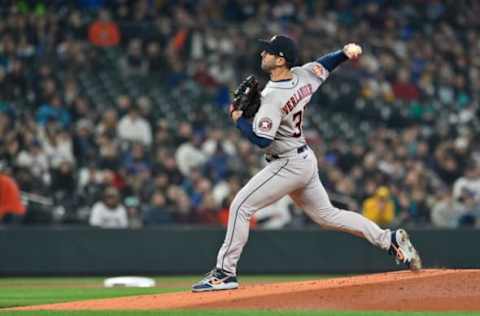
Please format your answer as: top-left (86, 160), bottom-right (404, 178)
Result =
top-left (216, 61), bottom-right (391, 275)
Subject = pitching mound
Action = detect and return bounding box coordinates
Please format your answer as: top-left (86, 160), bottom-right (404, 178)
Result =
top-left (12, 269), bottom-right (480, 311)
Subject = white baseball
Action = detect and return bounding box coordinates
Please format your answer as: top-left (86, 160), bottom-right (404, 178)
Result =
top-left (343, 43), bottom-right (362, 59)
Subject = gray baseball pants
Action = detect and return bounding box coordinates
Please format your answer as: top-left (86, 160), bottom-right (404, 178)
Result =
top-left (216, 147), bottom-right (391, 275)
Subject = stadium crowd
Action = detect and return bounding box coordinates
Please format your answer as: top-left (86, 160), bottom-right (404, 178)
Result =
top-left (1, 0), bottom-right (480, 229)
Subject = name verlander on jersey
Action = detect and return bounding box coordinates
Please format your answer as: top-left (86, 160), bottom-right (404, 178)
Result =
top-left (281, 84), bottom-right (313, 115)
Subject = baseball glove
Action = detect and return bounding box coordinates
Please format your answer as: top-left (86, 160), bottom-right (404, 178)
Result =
top-left (230, 75), bottom-right (261, 119)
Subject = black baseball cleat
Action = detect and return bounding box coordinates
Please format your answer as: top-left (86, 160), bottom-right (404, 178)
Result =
top-left (389, 229), bottom-right (422, 271)
top-left (192, 268), bottom-right (239, 292)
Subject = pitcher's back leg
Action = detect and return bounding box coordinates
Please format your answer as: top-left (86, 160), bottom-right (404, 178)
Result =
top-left (289, 175), bottom-right (391, 250)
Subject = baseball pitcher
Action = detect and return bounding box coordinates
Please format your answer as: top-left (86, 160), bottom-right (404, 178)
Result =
top-left (193, 35), bottom-right (421, 292)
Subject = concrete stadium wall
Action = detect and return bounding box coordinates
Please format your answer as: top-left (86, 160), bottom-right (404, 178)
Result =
top-left (0, 227), bottom-right (478, 275)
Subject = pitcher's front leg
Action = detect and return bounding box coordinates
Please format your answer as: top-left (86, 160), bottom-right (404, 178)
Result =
top-left (216, 159), bottom-right (292, 275)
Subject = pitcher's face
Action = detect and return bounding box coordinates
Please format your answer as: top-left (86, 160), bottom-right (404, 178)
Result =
top-left (260, 51), bottom-right (277, 72)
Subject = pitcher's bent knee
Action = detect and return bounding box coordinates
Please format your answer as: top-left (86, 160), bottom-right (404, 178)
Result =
top-left (229, 197), bottom-right (255, 221)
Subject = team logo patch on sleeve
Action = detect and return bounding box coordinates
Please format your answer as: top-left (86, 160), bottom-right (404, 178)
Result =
top-left (258, 118), bottom-right (273, 132)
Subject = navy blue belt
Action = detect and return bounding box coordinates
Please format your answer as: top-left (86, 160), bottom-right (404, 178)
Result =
top-left (266, 145), bottom-right (308, 162)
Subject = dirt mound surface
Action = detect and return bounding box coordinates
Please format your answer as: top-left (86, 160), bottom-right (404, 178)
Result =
top-left (12, 269), bottom-right (480, 311)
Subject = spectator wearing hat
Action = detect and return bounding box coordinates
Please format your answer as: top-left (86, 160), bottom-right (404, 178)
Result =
top-left (362, 186), bottom-right (395, 227)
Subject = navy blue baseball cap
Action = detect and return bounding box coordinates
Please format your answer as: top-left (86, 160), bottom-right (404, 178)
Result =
top-left (259, 35), bottom-right (298, 65)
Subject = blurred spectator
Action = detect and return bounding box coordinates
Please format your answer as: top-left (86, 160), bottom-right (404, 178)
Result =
top-left (169, 187), bottom-right (192, 223)
top-left (96, 108), bottom-right (119, 139)
top-left (175, 134), bottom-right (208, 176)
top-left (117, 105), bottom-right (152, 146)
top-left (122, 143), bottom-right (150, 175)
top-left (40, 126), bottom-right (75, 169)
top-left (16, 140), bottom-right (50, 186)
top-left (192, 60), bottom-right (218, 89)
top-left (119, 38), bottom-right (148, 76)
top-left (146, 41), bottom-right (166, 73)
top-left (78, 163), bottom-right (108, 206)
top-left (50, 160), bottom-right (76, 202)
top-left (70, 96), bottom-right (91, 122)
top-left (202, 128), bottom-right (236, 157)
top-left (89, 186), bottom-right (128, 228)
top-left (431, 189), bottom-right (464, 228)
top-left (88, 9), bottom-right (120, 47)
top-left (143, 191), bottom-right (173, 225)
top-left (218, 198), bottom-right (256, 229)
top-left (453, 162), bottom-right (480, 203)
top-left (155, 154), bottom-right (184, 185)
top-left (204, 144), bottom-right (230, 183)
top-left (124, 195), bottom-right (142, 229)
top-left (97, 140), bottom-right (121, 170)
top-left (255, 196), bottom-right (293, 229)
top-left (362, 186), bottom-right (395, 227)
top-left (36, 95), bottom-right (71, 128)
top-left (154, 120), bottom-right (176, 149)
top-left (73, 119), bottom-right (96, 167)
top-left (195, 192), bottom-right (218, 224)
top-left (213, 175), bottom-right (241, 207)
top-left (406, 189), bottom-right (431, 225)
top-left (392, 69), bottom-right (420, 102)
top-left (0, 169), bottom-right (26, 224)
top-left (190, 176), bottom-right (212, 210)
top-left (64, 79), bottom-right (80, 106)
